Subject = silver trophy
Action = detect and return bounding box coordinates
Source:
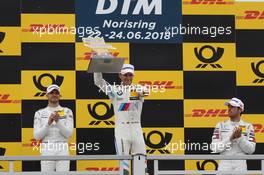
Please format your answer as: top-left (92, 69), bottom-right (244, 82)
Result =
top-left (83, 37), bottom-right (125, 73)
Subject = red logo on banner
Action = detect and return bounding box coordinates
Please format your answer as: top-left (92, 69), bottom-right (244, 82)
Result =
top-left (0, 94), bottom-right (20, 103)
top-left (138, 81), bottom-right (179, 89)
top-left (22, 139), bottom-right (42, 147)
top-left (183, 0), bottom-right (234, 5)
top-left (237, 11), bottom-right (264, 20)
top-left (22, 24), bottom-right (67, 32)
top-left (253, 124), bottom-right (264, 133)
top-left (86, 167), bottom-right (119, 171)
top-left (30, 139), bottom-right (42, 147)
top-left (77, 52), bottom-right (121, 60)
top-left (186, 109), bottom-right (228, 117)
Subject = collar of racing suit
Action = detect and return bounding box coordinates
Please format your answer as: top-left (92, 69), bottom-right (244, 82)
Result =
top-left (228, 119), bottom-right (244, 127)
top-left (47, 105), bottom-right (63, 113)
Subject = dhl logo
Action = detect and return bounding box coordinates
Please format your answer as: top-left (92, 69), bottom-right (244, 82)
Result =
top-left (22, 24), bottom-right (67, 32)
top-left (183, 0), bottom-right (234, 5)
top-left (0, 94), bottom-right (20, 103)
top-left (22, 139), bottom-right (75, 147)
top-left (85, 167), bottom-right (119, 171)
top-left (185, 109), bottom-right (228, 117)
top-left (22, 139), bottom-right (42, 147)
top-left (138, 81), bottom-right (182, 89)
top-left (253, 124), bottom-right (264, 133)
top-left (77, 52), bottom-right (124, 60)
top-left (237, 11), bottom-right (264, 20)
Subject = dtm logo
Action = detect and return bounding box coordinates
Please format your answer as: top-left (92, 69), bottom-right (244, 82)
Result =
top-left (0, 147), bottom-right (6, 169)
top-left (33, 73), bottom-right (64, 97)
top-left (237, 11), bottom-right (264, 20)
top-left (251, 60), bottom-right (264, 83)
top-left (143, 130), bottom-right (172, 154)
top-left (0, 31), bottom-right (6, 53)
top-left (88, 102), bottom-right (115, 125)
top-left (96, 0), bottom-right (162, 15)
top-left (196, 160), bottom-right (218, 172)
top-left (195, 45), bottom-right (224, 69)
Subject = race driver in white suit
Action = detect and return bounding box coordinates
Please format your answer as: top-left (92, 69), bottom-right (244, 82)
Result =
top-left (33, 84), bottom-right (74, 172)
top-left (94, 64), bottom-right (148, 175)
top-left (211, 97), bottom-right (256, 175)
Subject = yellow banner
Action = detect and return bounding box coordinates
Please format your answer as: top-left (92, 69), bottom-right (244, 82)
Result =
top-left (21, 71), bottom-right (76, 99)
top-left (243, 115), bottom-right (264, 143)
top-left (183, 43), bottom-right (236, 71)
top-left (21, 128), bottom-right (41, 156)
top-left (0, 85), bottom-right (21, 113)
top-left (21, 14), bottom-right (75, 42)
top-left (182, 0), bottom-right (234, 15)
top-left (235, 2), bottom-right (264, 29)
top-left (184, 100), bottom-right (229, 128)
top-left (0, 27), bottom-right (21, 55)
top-left (76, 100), bottom-right (115, 128)
top-left (21, 128), bottom-right (76, 156)
top-left (0, 143), bottom-right (22, 172)
top-left (133, 71), bottom-right (183, 100)
top-left (236, 58), bottom-right (264, 86)
top-left (75, 42), bottom-right (130, 71)
top-left (143, 128), bottom-right (184, 155)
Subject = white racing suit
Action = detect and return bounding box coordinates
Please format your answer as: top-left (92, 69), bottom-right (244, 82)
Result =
top-left (33, 105), bottom-right (74, 172)
top-left (94, 73), bottom-right (146, 174)
top-left (211, 119), bottom-right (256, 175)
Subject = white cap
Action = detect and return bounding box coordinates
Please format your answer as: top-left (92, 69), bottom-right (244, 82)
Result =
top-left (224, 97), bottom-right (244, 112)
top-left (46, 84), bottom-right (60, 94)
top-left (120, 64), bottom-right (134, 75)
